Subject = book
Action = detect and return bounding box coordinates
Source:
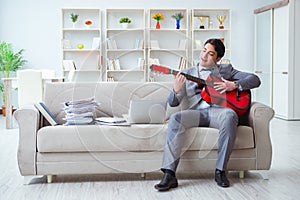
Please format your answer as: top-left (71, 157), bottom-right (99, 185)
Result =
top-left (107, 58), bottom-right (120, 70)
top-left (137, 58), bottom-right (145, 69)
top-left (62, 39), bottom-right (72, 49)
top-left (63, 60), bottom-right (76, 71)
top-left (178, 57), bottom-right (187, 70)
top-left (107, 39), bottom-right (117, 49)
top-left (134, 39), bottom-right (144, 49)
top-left (114, 59), bottom-right (121, 70)
top-left (178, 39), bottom-right (186, 50)
top-left (34, 102), bottom-right (59, 126)
top-left (92, 37), bottom-right (101, 49)
top-left (195, 40), bottom-right (202, 49)
top-left (148, 58), bottom-right (160, 65)
top-left (150, 40), bottom-right (160, 49)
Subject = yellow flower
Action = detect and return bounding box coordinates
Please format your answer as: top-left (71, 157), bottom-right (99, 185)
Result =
top-left (152, 13), bottom-right (164, 21)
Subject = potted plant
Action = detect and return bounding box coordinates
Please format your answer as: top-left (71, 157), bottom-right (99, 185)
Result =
top-left (84, 20), bottom-right (93, 28)
top-left (0, 41), bottom-right (26, 116)
top-left (70, 13), bottom-right (79, 28)
top-left (119, 17), bottom-right (131, 29)
top-left (171, 12), bottom-right (184, 29)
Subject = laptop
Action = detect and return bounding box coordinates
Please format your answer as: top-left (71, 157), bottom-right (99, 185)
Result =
top-left (127, 99), bottom-right (167, 124)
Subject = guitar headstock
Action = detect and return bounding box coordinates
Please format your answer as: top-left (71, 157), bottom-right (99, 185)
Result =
top-left (150, 64), bottom-right (172, 75)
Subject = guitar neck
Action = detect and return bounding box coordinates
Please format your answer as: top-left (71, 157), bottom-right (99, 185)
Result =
top-left (169, 69), bottom-right (207, 85)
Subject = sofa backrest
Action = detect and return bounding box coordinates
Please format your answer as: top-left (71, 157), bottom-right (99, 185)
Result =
top-left (44, 82), bottom-right (187, 124)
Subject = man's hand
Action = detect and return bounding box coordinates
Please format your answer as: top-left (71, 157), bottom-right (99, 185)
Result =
top-left (214, 77), bottom-right (237, 94)
top-left (173, 73), bottom-right (186, 94)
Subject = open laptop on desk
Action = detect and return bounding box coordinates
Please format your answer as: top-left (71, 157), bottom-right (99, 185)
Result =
top-left (127, 99), bottom-right (167, 124)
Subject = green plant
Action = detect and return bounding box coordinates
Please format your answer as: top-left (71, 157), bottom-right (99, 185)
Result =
top-left (0, 41), bottom-right (26, 104)
top-left (119, 17), bottom-right (131, 23)
top-left (171, 12), bottom-right (184, 21)
top-left (70, 13), bottom-right (79, 23)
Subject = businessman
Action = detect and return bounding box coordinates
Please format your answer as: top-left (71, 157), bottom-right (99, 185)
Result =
top-left (154, 38), bottom-right (261, 191)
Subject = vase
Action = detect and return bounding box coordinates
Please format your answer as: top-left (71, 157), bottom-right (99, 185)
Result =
top-left (121, 23), bottom-right (129, 29)
top-left (1, 105), bottom-right (15, 117)
top-left (72, 22), bottom-right (76, 29)
top-left (156, 21), bottom-right (160, 29)
top-left (176, 19), bottom-right (180, 29)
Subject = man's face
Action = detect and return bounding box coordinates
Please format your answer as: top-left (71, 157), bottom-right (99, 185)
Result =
top-left (199, 43), bottom-right (221, 68)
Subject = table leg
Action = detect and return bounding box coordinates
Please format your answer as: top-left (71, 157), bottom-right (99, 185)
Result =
top-left (4, 79), bottom-right (12, 129)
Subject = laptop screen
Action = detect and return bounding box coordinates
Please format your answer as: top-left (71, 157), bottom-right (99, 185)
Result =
top-left (128, 100), bottom-right (167, 124)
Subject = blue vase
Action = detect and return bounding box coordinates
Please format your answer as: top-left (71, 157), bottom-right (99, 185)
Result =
top-left (176, 20), bottom-right (180, 29)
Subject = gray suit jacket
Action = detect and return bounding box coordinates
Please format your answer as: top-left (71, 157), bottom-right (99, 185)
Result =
top-left (168, 64), bottom-right (261, 110)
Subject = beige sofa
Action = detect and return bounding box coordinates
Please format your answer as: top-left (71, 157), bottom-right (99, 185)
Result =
top-left (14, 82), bottom-right (274, 183)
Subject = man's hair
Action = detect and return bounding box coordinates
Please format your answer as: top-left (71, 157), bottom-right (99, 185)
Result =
top-left (204, 38), bottom-right (225, 58)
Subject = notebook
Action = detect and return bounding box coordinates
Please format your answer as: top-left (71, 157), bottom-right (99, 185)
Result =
top-left (127, 100), bottom-right (167, 124)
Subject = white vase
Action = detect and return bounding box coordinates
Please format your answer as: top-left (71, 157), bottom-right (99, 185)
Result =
top-left (121, 23), bottom-right (129, 29)
top-left (72, 22), bottom-right (76, 29)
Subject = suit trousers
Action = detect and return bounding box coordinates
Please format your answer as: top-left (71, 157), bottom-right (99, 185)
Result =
top-left (161, 106), bottom-right (238, 172)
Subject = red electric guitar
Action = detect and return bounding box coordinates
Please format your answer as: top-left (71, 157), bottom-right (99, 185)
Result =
top-left (150, 64), bottom-right (251, 116)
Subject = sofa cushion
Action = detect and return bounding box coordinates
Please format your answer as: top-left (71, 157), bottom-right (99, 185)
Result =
top-left (37, 125), bottom-right (254, 153)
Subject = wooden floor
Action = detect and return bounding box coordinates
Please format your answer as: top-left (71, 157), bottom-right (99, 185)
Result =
top-left (1, 116), bottom-right (300, 200)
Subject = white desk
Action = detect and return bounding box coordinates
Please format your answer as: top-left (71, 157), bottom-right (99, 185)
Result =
top-left (2, 77), bottom-right (64, 129)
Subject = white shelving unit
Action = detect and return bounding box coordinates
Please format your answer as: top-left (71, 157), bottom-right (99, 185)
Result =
top-left (105, 9), bottom-right (146, 82)
top-left (191, 9), bottom-right (231, 66)
top-left (60, 8), bottom-right (231, 83)
top-left (61, 8), bottom-right (102, 82)
top-left (148, 9), bottom-right (188, 82)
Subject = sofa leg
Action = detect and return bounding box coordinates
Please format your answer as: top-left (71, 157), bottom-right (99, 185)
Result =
top-left (239, 171), bottom-right (245, 179)
top-left (47, 175), bottom-right (53, 183)
top-left (23, 175), bottom-right (45, 185)
top-left (141, 173), bottom-right (146, 179)
top-left (258, 170), bottom-right (269, 180)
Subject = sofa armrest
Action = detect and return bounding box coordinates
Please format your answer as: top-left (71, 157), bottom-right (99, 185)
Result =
top-left (13, 105), bottom-right (40, 176)
top-left (248, 101), bottom-right (275, 170)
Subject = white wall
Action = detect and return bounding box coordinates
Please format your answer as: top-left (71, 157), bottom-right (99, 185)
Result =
top-left (0, 0), bottom-right (277, 105)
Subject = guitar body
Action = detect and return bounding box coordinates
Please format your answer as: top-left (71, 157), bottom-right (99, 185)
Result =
top-left (149, 64), bottom-right (252, 116)
top-left (200, 75), bottom-right (251, 116)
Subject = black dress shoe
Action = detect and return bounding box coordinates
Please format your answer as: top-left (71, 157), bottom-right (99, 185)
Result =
top-left (154, 172), bottom-right (178, 191)
top-left (215, 169), bottom-right (230, 188)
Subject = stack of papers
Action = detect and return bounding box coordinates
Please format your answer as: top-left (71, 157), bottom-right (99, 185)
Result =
top-left (63, 97), bottom-right (100, 125)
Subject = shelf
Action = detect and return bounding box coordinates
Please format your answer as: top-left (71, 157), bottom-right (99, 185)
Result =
top-left (148, 8), bottom-right (188, 78)
top-left (63, 49), bottom-right (100, 52)
top-left (105, 8), bottom-right (146, 82)
top-left (191, 8), bottom-right (231, 64)
top-left (107, 69), bottom-right (144, 72)
top-left (106, 28), bottom-right (145, 32)
top-left (193, 48), bottom-right (230, 51)
top-left (107, 49), bottom-right (144, 52)
top-left (62, 8), bottom-right (102, 82)
top-left (149, 29), bottom-right (187, 32)
top-left (64, 69), bottom-right (100, 72)
top-left (63, 28), bottom-right (101, 31)
top-left (149, 49), bottom-right (186, 51)
top-left (193, 29), bottom-right (230, 31)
